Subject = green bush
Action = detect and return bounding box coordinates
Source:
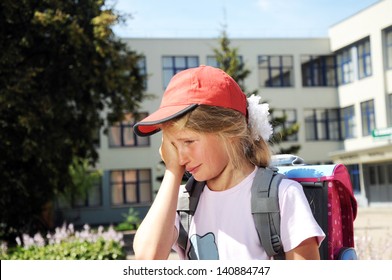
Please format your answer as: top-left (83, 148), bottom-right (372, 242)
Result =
top-left (115, 208), bottom-right (141, 231)
top-left (0, 224), bottom-right (125, 260)
top-left (1, 238), bottom-right (124, 260)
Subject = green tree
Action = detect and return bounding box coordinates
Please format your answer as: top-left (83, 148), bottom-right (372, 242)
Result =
top-left (213, 30), bottom-right (300, 154)
top-left (60, 157), bottom-right (102, 206)
top-left (212, 30), bottom-right (253, 95)
top-left (0, 0), bottom-right (146, 240)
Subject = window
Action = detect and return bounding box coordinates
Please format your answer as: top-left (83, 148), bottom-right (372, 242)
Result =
top-left (336, 38), bottom-right (372, 84)
top-left (377, 165), bottom-right (386, 184)
top-left (361, 99), bottom-right (376, 136)
top-left (206, 55), bottom-right (244, 68)
top-left (162, 56), bottom-right (199, 88)
top-left (388, 94), bottom-right (392, 126)
top-left (110, 169), bottom-right (152, 205)
top-left (206, 56), bottom-right (219, 68)
top-left (301, 55), bottom-right (337, 87)
top-left (270, 109), bottom-right (298, 141)
top-left (108, 112), bottom-right (149, 147)
top-left (305, 108), bottom-right (342, 141)
top-left (258, 55), bottom-right (294, 87)
top-left (388, 164), bottom-right (392, 185)
top-left (336, 48), bottom-right (353, 85)
top-left (357, 38), bottom-right (372, 79)
top-left (346, 164), bottom-right (360, 193)
top-left (341, 105), bottom-right (356, 139)
top-left (368, 164), bottom-right (389, 185)
top-left (385, 27), bottom-right (392, 69)
top-left (369, 165), bottom-right (377, 185)
top-left (138, 56), bottom-right (147, 89)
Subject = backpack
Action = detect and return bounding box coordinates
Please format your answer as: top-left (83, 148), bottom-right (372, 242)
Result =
top-left (176, 155), bottom-right (358, 260)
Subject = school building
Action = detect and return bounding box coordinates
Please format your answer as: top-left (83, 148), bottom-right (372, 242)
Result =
top-left (57, 0), bottom-right (392, 227)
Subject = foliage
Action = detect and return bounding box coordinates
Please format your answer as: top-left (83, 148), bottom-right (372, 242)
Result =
top-left (0, 223), bottom-right (125, 260)
top-left (213, 30), bottom-right (252, 94)
top-left (0, 0), bottom-right (147, 239)
top-left (269, 115), bottom-right (301, 155)
top-left (60, 157), bottom-right (102, 204)
top-left (213, 29), bottom-right (300, 154)
top-left (115, 208), bottom-right (141, 231)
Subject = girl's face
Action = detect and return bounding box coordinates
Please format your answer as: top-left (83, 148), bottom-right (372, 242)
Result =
top-left (164, 127), bottom-right (231, 183)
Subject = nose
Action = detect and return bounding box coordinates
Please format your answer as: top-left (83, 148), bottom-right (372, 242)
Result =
top-left (177, 147), bottom-right (189, 166)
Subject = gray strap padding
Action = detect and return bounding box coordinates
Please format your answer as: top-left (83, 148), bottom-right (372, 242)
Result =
top-left (251, 167), bottom-right (285, 259)
top-left (177, 168), bottom-right (286, 259)
top-left (176, 177), bottom-right (205, 252)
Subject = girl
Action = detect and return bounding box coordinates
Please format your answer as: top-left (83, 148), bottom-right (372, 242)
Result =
top-left (133, 65), bottom-right (325, 260)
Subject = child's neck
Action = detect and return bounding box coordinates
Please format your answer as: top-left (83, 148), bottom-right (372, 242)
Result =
top-left (207, 162), bottom-right (255, 191)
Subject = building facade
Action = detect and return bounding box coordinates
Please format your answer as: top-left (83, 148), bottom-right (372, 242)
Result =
top-left (328, 0), bottom-right (392, 206)
top-left (58, 0), bottom-right (392, 227)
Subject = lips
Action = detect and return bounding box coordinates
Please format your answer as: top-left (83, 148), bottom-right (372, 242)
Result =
top-left (186, 165), bottom-right (200, 174)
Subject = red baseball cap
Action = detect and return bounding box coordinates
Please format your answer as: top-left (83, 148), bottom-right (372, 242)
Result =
top-left (134, 65), bottom-right (247, 136)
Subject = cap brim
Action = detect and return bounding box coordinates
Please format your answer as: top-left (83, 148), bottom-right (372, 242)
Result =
top-left (134, 104), bottom-right (199, 136)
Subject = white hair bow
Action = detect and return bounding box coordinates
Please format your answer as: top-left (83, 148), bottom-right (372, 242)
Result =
top-left (247, 94), bottom-right (273, 141)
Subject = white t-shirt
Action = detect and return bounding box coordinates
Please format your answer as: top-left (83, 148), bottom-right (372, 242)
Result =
top-left (173, 167), bottom-right (325, 260)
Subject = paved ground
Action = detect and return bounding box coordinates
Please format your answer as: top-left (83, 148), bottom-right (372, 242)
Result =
top-left (126, 206), bottom-right (392, 260)
top-left (353, 206), bottom-right (392, 259)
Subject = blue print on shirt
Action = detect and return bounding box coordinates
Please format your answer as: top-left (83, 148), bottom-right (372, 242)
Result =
top-left (188, 232), bottom-right (219, 260)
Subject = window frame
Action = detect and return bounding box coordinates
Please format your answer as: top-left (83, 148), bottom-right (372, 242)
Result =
top-left (346, 164), bottom-right (361, 194)
top-left (270, 108), bottom-right (298, 141)
top-left (336, 48), bottom-right (353, 85)
top-left (388, 94), bottom-right (392, 127)
top-left (258, 55), bottom-right (294, 87)
top-left (162, 56), bottom-right (199, 88)
top-left (108, 112), bottom-right (150, 148)
top-left (360, 99), bottom-right (376, 136)
top-left (385, 26), bottom-right (392, 70)
top-left (304, 108), bottom-right (342, 141)
top-left (301, 55), bottom-right (337, 87)
top-left (341, 105), bottom-right (356, 139)
top-left (357, 38), bottom-right (372, 79)
top-left (206, 55), bottom-right (244, 68)
top-left (110, 169), bottom-right (152, 206)
top-left (138, 56), bottom-right (148, 89)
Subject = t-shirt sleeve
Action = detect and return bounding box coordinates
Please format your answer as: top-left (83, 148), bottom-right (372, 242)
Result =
top-left (279, 179), bottom-right (326, 252)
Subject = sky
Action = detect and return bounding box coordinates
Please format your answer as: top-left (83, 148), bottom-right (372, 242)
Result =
top-left (111, 0), bottom-right (381, 39)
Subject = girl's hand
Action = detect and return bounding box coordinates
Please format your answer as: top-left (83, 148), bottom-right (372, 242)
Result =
top-left (159, 132), bottom-right (185, 177)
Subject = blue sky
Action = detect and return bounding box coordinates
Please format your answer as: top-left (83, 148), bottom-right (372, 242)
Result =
top-left (111, 0), bottom-right (380, 38)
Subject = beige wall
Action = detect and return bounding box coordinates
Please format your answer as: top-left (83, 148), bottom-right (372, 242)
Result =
top-left (329, 0), bottom-right (392, 155)
top-left (329, 0), bottom-right (392, 51)
top-left (96, 0), bottom-right (392, 192)
top-left (125, 38), bottom-right (338, 166)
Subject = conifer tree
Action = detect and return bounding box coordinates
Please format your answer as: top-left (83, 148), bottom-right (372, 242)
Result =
top-left (213, 30), bottom-right (300, 154)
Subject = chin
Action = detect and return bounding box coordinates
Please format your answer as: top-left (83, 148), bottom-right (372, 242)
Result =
top-left (192, 173), bottom-right (206, 182)
top-left (192, 175), bottom-right (203, 182)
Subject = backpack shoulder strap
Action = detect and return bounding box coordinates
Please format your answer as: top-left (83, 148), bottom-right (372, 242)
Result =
top-left (251, 167), bottom-right (286, 259)
top-left (176, 176), bottom-right (205, 252)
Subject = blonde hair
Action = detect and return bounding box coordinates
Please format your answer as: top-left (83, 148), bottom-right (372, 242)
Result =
top-left (162, 105), bottom-right (271, 168)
